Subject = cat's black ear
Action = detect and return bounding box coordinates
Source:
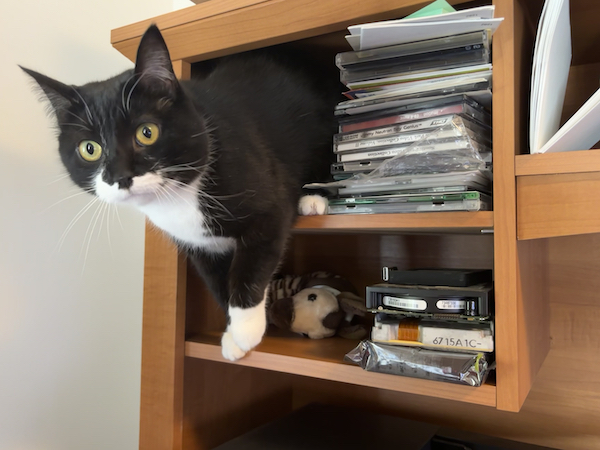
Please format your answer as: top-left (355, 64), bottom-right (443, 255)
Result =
top-left (134, 24), bottom-right (178, 98)
top-left (20, 66), bottom-right (79, 114)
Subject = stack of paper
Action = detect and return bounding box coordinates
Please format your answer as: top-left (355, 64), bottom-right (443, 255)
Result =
top-left (530, 0), bottom-right (600, 153)
top-left (346, 4), bottom-right (503, 51)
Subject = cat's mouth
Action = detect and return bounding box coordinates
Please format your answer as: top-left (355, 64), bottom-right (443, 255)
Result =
top-left (119, 190), bottom-right (158, 205)
top-left (94, 172), bottom-right (200, 209)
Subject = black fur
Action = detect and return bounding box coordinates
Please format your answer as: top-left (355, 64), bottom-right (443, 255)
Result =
top-left (22, 24), bottom-right (339, 315)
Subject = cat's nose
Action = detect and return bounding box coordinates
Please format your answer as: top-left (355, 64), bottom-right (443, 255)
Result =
top-left (117, 176), bottom-right (133, 190)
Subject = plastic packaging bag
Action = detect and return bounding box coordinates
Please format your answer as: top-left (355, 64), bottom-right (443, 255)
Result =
top-left (345, 340), bottom-right (490, 386)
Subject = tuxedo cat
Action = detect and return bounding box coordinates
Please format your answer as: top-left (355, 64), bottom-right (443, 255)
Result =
top-left (22, 25), bottom-right (338, 360)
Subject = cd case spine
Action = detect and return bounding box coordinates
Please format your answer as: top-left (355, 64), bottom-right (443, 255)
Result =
top-left (337, 96), bottom-right (491, 132)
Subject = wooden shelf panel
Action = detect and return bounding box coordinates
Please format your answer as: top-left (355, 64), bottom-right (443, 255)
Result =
top-left (516, 150), bottom-right (600, 240)
top-left (293, 211), bottom-right (494, 234)
top-left (111, 0), bottom-right (475, 63)
top-left (515, 149), bottom-right (600, 176)
top-left (185, 332), bottom-right (497, 407)
top-left (517, 171), bottom-right (600, 240)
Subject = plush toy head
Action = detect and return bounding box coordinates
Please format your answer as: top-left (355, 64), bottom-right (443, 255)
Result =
top-left (268, 283), bottom-right (368, 340)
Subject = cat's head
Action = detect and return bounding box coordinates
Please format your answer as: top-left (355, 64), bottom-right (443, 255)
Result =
top-left (22, 25), bottom-right (210, 207)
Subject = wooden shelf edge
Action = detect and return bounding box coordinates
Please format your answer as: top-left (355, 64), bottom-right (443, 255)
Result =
top-left (293, 211), bottom-right (494, 234)
top-left (185, 340), bottom-right (497, 407)
top-left (111, 0), bottom-right (476, 63)
top-left (111, 0), bottom-right (269, 45)
top-left (515, 149), bottom-right (600, 176)
top-left (517, 171), bottom-right (600, 240)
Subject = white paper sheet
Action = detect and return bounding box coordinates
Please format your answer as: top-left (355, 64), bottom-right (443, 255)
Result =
top-left (530, 0), bottom-right (572, 153)
top-left (356, 18), bottom-right (503, 50)
top-left (348, 5), bottom-right (496, 35)
top-left (344, 34), bottom-right (361, 50)
top-left (538, 88), bottom-right (600, 153)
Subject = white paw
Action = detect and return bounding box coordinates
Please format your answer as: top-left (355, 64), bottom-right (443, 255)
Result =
top-left (227, 298), bottom-right (267, 353)
top-left (298, 195), bottom-right (328, 216)
top-left (221, 331), bottom-right (247, 361)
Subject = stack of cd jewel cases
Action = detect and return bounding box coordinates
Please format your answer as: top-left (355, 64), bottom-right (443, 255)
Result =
top-left (345, 268), bottom-right (494, 387)
top-left (327, 29), bottom-right (495, 215)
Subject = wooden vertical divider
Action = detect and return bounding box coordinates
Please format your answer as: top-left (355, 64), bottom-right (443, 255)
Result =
top-left (492, 0), bottom-right (550, 411)
top-left (491, 0), bottom-right (519, 411)
top-left (139, 60), bottom-right (191, 450)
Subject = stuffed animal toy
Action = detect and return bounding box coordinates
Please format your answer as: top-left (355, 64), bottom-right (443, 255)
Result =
top-left (267, 272), bottom-right (368, 339)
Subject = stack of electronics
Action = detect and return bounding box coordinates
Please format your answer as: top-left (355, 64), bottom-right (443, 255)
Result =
top-left (345, 268), bottom-right (494, 387)
top-left (322, 4), bottom-right (501, 215)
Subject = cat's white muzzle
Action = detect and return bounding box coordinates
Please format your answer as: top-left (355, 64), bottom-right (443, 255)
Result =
top-left (94, 172), bottom-right (163, 205)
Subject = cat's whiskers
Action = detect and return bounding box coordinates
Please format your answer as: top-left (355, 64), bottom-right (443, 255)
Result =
top-left (159, 165), bottom-right (205, 175)
top-left (157, 158), bottom-right (208, 175)
top-left (168, 177), bottom-right (250, 220)
top-left (161, 180), bottom-right (196, 209)
top-left (126, 74), bottom-right (146, 112)
top-left (165, 177), bottom-right (201, 193)
top-left (70, 87), bottom-right (95, 128)
top-left (59, 122), bottom-right (92, 131)
top-left (119, 73), bottom-right (135, 117)
top-left (212, 190), bottom-right (256, 200)
top-left (199, 191), bottom-right (241, 222)
top-left (157, 183), bottom-right (178, 206)
top-left (149, 160), bottom-right (161, 172)
top-left (94, 201), bottom-right (111, 248)
top-left (80, 200), bottom-right (106, 275)
top-left (55, 196), bottom-right (100, 255)
top-left (113, 204), bottom-right (125, 232)
top-left (152, 184), bottom-right (166, 206)
top-left (105, 203), bottom-right (115, 259)
top-left (40, 188), bottom-right (94, 215)
top-left (164, 177), bottom-right (237, 221)
top-left (190, 129), bottom-right (211, 139)
top-left (63, 109), bottom-right (90, 127)
top-left (45, 172), bottom-right (72, 185)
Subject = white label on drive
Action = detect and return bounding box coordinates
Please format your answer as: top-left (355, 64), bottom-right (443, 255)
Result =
top-left (436, 300), bottom-right (466, 310)
top-left (421, 327), bottom-right (494, 351)
top-left (382, 296), bottom-right (427, 311)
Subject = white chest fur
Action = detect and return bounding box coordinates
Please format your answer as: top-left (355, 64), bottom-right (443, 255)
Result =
top-left (139, 184), bottom-right (235, 253)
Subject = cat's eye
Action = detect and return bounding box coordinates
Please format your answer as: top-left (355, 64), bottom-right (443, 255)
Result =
top-left (77, 140), bottom-right (102, 162)
top-left (135, 123), bottom-right (160, 146)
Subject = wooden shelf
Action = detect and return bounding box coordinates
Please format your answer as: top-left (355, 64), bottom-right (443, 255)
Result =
top-left (185, 332), bottom-right (497, 407)
top-left (515, 149), bottom-right (600, 176)
top-left (516, 150), bottom-right (600, 239)
top-left (294, 211), bottom-right (494, 234)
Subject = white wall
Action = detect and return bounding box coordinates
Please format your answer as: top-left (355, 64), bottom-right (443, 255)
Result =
top-left (0, 0), bottom-right (192, 448)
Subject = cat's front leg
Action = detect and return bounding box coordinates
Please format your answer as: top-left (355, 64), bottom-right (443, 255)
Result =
top-left (221, 235), bottom-right (287, 361)
top-left (187, 248), bottom-right (256, 360)
top-left (187, 249), bottom-right (232, 311)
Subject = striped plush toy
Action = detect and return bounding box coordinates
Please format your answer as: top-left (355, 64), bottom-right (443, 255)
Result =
top-left (267, 272), bottom-right (367, 339)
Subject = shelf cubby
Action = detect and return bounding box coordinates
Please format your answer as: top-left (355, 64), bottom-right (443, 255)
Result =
top-left (185, 332), bottom-right (497, 407)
